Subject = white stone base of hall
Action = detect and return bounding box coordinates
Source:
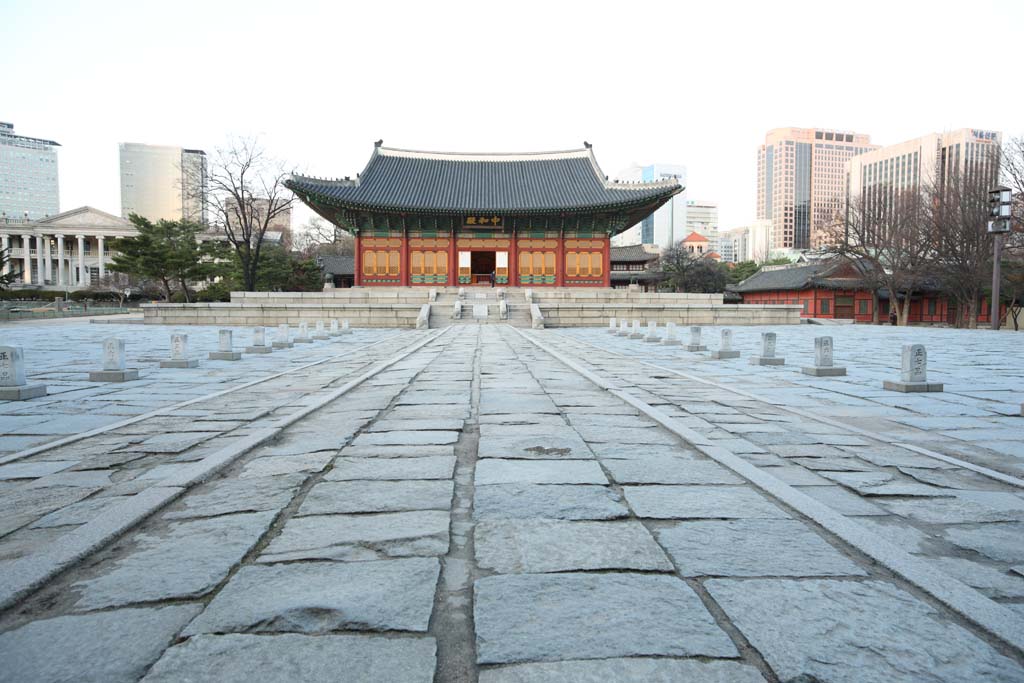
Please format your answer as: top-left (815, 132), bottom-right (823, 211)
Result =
top-left (141, 287), bottom-right (802, 329)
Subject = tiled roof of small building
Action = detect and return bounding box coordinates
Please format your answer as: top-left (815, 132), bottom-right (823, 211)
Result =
top-left (610, 245), bottom-right (660, 263)
top-left (317, 254), bottom-right (354, 276)
top-left (681, 231), bottom-right (709, 243)
top-left (286, 144), bottom-right (682, 215)
top-left (729, 261), bottom-right (836, 293)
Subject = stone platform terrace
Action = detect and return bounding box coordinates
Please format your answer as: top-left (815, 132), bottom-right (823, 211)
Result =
top-left (0, 320), bottom-right (1023, 682)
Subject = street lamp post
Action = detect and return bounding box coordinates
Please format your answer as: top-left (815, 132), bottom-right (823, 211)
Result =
top-left (988, 186), bottom-right (1012, 331)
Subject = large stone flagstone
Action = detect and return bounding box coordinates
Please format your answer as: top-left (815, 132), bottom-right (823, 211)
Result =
top-left (477, 433), bottom-right (593, 460)
top-left (655, 519), bottom-right (866, 577)
top-left (142, 634), bottom-right (437, 683)
top-left (475, 460), bottom-right (607, 486)
top-left (478, 658), bottom-right (767, 683)
top-left (603, 458), bottom-right (742, 485)
top-left (259, 511), bottom-right (450, 562)
top-left (352, 430), bottom-right (460, 446)
top-left (163, 473), bottom-right (305, 519)
top-left (298, 480), bottom-right (454, 514)
top-left (705, 578), bottom-right (1024, 683)
top-left (74, 511), bottom-right (276, 608)
top-left (184, 558), bottom-right (440, 635)
top-left (475, 519), bottom-right (673, 573)
top-left (944, 523), bottom-right (1024, 563)
top-left (474, 573), bottom-right (736, 664)
top-left (0, 605), bottom-right (201, 683)
top-left (325, 455), bottom-right (456, 481)
top-left (239, 452), bottom-right (334, 478)
top-left (473, 484), bottom-right (629, 520)
top-left (622, 485), bottom-right (790, 519)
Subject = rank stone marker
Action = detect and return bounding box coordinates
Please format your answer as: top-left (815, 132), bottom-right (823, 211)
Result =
top-left (0, 346), bottom-right (47, 400)
top-left (711, 328), bottom-right (741, 359)
top-left (628, 320), bottom-right (644, 339)
top-left (662, 321), bottom-right (681, 346)
top-left (802, 336), bottom-right (846, 376)
top-left (883, 344), bottom-right (943, 392)
top-left (341, 320), bottom-right (352, 335)
top-left (245, 327), bottom-right (272, 354)
top-left (161, 333), bottom-right (199, 368)
top-left (90, 337), bottom-right (139, 381)
top-left (749, 332), bottom-right (785, 366)
top-left (329, 320), bottom-right (341, 337)
top-left (607, 317), bottom-right (617, 334)
top-left (617, 320), bottom-right (629, 337)
top-left (686, 326), bottom-right (707, 352)
top-left (273, 324), bottom-right (293, 349)
top-left (294, 322), bottom-right (313, 343)
top-left (209, 330), bottom-right (243, 361)
top-left (313, 320), bottom-right (329, 340)
top-left (644, 321), bottom-right (661, 343)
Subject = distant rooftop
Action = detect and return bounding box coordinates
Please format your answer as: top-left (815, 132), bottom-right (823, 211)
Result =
top-left (0, 121), bottom-right (61, 147)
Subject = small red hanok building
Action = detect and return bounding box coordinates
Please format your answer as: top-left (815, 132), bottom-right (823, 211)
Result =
top-left (729, 257), bottom-right (996, 323)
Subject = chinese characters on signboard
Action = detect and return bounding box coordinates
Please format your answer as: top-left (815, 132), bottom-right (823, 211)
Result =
top-left (465, 216), bottom-right (502, 226)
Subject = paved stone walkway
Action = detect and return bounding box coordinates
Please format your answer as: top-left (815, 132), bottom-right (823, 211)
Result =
top-left (0, 322), bottom-right (1023, 682)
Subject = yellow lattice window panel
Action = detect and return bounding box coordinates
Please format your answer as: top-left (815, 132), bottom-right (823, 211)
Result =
top-left (363, 250), bottom-right (401, 276)
top-left (566, 251), bottom-right (603, 277)
top-left (411, 251), bottom-right (449, 276)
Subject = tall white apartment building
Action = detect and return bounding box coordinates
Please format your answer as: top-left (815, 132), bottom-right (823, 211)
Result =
top-left (119, 143), bottom-right (207, 223)
top-left (685, 199), bottom-right (719, 252)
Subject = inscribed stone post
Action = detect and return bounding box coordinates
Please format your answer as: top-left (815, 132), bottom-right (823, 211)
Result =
top-left (629, 320), bottom-right (644, 339)
top-left (219, 330), bottom-right (233, 353)
top-left (253, 327), bottom-right (266, 346)
top-left (644, 321), bottom-right (659, 342)
top-left (721, 329), bottom-right (733, 351)
top-left (171, 334), bottom-right (187, 360)
top-left (815, 337), bottom-right (834, 367)
top-left (902, 344), bottom-right (927, 383)
top-left (761, 333), bottom-right (776, 358)
top-left (0, 346), bottom-right (27, 386)
top-left (210, 329), bottom-right (242, 361)
top-left (802, 336), bottom-right (845, 376)
top-left (103, 338), bottom-right (126, 371)
top-left (0, 346), bottom-right (46, 399)
top-left (608, 317), bottom-right (617, 333)
top-left (686, 326), bottom-right (706, 352)
top-left (662, 321), bottom-right (681, 346)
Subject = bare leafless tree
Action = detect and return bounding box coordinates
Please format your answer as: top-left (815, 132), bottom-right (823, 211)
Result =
top-left (188, 138), bottom-right (294, 291)
top-left (826, 188), bottom-right (930, 326)
top-left (923, 166), bottom-right (997, 328)
top-left (292, 216), bottom-right (355, 259)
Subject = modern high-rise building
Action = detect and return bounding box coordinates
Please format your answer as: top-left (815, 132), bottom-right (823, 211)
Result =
top-left (757, 127), bottom-right (877, 251)
top-left (613, 163), bottom-right (687, 249)
top-left (721, 220), bottom-right (773, 263)
top-left (0, 122), bottom-right (60, 221)
top-left (119, 143), bottom-right (207, 223)
top-left (684, 200), bottom-right (719, 252)
top-left (845, 128), bottom-right (1001, 234)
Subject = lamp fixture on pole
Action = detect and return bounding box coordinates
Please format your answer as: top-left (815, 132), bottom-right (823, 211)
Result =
top-left (988, 186), bottom-right (1012, 331)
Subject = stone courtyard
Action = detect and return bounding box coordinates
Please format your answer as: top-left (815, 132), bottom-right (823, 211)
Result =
top-left (1, 318), bottom-right (1023, 682)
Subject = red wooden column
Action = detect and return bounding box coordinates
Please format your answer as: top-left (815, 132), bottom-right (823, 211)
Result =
top-left (354, 234), bottom-right (362, 286)
top-left (448, 225), bottom-right (457, 287)
top-left (401, 224), bottom-right (410, 286)
top-left (602, 236), bottom-right (611, 288)
top-left (554, 224), bottom-right (564, 287)
top-left (508, 225), bottom-right (517, 288)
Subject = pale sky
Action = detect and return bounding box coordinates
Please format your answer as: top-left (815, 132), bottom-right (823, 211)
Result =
top-left (3, 0), bottom-right (1021, 231)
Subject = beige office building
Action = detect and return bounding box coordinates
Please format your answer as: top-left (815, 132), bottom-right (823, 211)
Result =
top-left (757, 127), bottom-right (877, 251)
top-left (846, 128), bottom-right (1001, 226)
top-left (119, 143), bottom-right (207, 223)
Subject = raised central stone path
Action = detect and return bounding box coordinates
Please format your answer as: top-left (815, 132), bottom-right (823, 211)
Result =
top-left (1, 322), bottom-right (1023, 682)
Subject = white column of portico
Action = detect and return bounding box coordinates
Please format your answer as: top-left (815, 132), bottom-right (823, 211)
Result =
top-left (0, 234), bottom-right (9, 277)
top-left (22, 236), bottom-right (32, 284)
top-left (42, 235), bottom-right (51, 283)
top-left (97, 235), bottom-right (105, 280)
top-left (76, 235), bottom-right (86, 287)
top-left (35, 235), bottom-right (45, 285)
top-left (55, 234), bottom-right (65, 286)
